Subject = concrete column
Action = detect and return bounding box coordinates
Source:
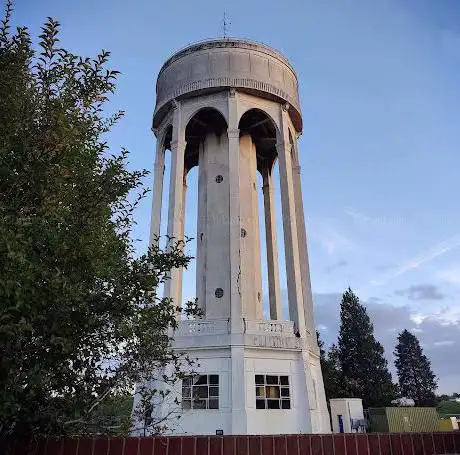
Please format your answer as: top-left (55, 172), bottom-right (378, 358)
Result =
top-left (227, 90), bottom-right (247, 434)
top-left (164, 101), bottom-right (186, 311)
top-left (292, 147), bottom-right (316, 338)
top-left (230, 346), bottom-right (247, 434)
top-left (227, 89), bottom-right (242, 334)
top-left (262, 168), bottom-right (282, 320)
top-left (239, 134), bottom-right (263, 320)
top-left (277, 103), bottom-right (306, 336)
top-left (149, 135), bottom-right (165, 245)
top-left (202, 133), bottom-right (230, 320)
top-left (177, 174), bottom-right (187, 312)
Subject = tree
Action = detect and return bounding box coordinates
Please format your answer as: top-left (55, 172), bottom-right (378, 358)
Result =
top-left (338, 288), bottom-right (397, 408)
top-left (394, 329), bottom-right (437, 406)
top-left (437, 400), bottom-right (460, 417)
top-left (0, 2), bottom-right (196, 446)
top-left (316, 332), bottom-right (343, 401)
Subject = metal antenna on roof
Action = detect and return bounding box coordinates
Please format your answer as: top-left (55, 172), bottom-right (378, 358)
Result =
top-left (222, 12), bottom-right (231, 39)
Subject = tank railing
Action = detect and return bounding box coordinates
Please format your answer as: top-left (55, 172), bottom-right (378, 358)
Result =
top-left (245, 320), bottom-right (295, 336)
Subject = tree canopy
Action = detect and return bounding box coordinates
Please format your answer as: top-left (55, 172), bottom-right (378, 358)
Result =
top-left (0, 2), bottom-right (194, 445)
top-left (317, 332), bottom-right (344, 401)
top-left (337, 288), bottom-right (397, 408)
top-left (394, 329), bottom-right (437, 406)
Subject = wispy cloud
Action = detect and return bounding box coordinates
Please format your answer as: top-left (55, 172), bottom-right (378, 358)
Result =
top-left (438, 266), bottom-right (460, 285)
top-left (345, 209), bottom-right (379, 224)
top-left (369, 234), bottom-right (460, 286)
top-left (310, 218), bottom-right (354, 255)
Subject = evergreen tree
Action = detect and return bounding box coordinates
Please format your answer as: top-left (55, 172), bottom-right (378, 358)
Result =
top-left (317, 332), bottom-right (344, 400)
top-left (338, 288), bottom-right (397, 408)
top-left (394, 329), bottom-right (437, 406)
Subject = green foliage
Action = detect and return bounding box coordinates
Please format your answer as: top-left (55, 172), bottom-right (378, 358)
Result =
top-left (394, 329), bottom-right (437, 406)
top-left (0, 1), bottom-right (196, 444)
top-left (437, 400), bottom-right (460, 417)
top-left (317, 332), bottom-right (344, 401)
top-left (337, 288), bottom-right (397, 408)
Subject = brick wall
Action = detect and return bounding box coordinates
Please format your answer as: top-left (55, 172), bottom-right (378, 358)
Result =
top-left (10, 432), bottom-right (460, 455)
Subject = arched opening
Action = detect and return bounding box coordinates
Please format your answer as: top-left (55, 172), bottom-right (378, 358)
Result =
top-left (238, 109), bottom-right (282, 321)
top-left (182, 166), bottom-right (198, 312)
top-left (184, 108), bottom-right (228, 169)
top-left (184, 108), bottom-right (229, 316)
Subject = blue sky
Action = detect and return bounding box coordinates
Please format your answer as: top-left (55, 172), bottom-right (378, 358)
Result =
top-left (12, 0), bottom-right (460, 392)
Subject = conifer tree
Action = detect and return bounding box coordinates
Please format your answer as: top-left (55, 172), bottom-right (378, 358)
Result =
top-left (394, 329), bottom-right (437, 406)
top-left (317, 332), bottom-right (344, 401)
top-left (338, 288), bottom-right (397, 408)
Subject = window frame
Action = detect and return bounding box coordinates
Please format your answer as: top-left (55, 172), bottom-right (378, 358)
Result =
top-left (255, 374), bottom-right (291, 410)
top-left (181, 374), bottom-right (219, 410)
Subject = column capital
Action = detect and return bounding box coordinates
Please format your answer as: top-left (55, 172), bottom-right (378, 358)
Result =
top-left (170, 139), bottom-right (186, 151)
top-left (227, 128), bottom-right (240, 139)
top-left (171, 98), bottom-right (180, 110)
top-left (282, 102), bottom-right (290, 112)
top-left (229, 88), bottom-right (236, 97)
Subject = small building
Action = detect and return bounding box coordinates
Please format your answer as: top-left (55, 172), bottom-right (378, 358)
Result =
top-left (368, 407), bottom-right (439, 433)
top-left (330, 398), bottom-right (365, 433)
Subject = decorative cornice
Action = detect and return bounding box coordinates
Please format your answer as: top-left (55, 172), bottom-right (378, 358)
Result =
top-left (156, 77), bottom-right (300, 117)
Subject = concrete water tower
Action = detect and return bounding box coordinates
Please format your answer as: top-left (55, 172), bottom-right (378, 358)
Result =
top-left (146, 39), bottom-right (330, 435)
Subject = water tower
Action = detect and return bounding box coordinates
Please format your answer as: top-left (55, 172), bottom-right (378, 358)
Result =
top-left (144, 39), bottom-right (330, 435)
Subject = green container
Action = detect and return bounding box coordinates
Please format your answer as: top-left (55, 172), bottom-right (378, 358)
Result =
top-left (368, 407), bottom-right (439, 433)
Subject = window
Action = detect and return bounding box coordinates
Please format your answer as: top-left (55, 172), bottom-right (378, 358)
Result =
top-left (255, 375), bottom-right (290, 409)
top-left (182, 375), bottom-right (219, 410)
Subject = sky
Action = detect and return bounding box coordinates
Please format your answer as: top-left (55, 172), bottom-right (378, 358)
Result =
top-left (11, 0), bottom-right (460, 393)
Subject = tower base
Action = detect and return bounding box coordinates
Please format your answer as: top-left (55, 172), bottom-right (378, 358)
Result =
top-left (133, 319), bottom-right (331, 435)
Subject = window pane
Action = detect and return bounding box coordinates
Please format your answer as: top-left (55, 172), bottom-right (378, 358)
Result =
top-left (182, 399), bottom-right (191, 409)
top-left (193, 399), bottom-right (206, 409)
top-left (267, 399), bottom-right (280, 409)
top-left (209, 386), bottom-right (219, 397)
top-left (256, 386), bottom-right (265, 398)
top-left (266, 386), bottom-right (280, 398)
top-left (183, 377), bottom-right (192, 386)
top-left (194, 386), bottom-right (208, 398)
top-left (194, 375), bottom-right (207, 385)
top-left (281, 399), bottom-right (291, 409)
top-left (256, 399), bottom-right (266, 409)
top-left (280, 376), bottom-right (289, 385)
top-left (209, 375), bottom-right (219, 385)
top-left (280, 387), bottom-right (290, 397)
top-left (255, 375), bottom-right (264, 385)
top-left (182, 387), bottom-right (191, 398)
top-left (209, 399), bottom-right (219, 409)
top-left (266, 375), bottom-right (278, 385)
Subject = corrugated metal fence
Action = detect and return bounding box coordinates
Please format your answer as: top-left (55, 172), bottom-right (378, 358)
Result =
top-left (8, 432), bottom-right (460, 455)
